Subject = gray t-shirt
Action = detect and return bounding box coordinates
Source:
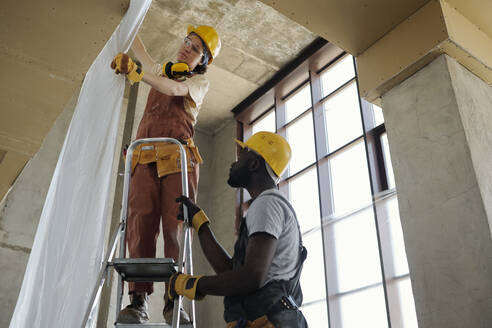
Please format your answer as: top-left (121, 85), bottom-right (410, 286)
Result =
top-left (245, 188), bottom-right (301, 284)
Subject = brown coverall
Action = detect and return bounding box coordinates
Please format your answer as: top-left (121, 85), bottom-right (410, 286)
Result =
top-left (127, 87), bottom-right (199, 294)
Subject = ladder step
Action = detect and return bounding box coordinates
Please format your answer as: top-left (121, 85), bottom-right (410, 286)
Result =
top-left (115, 324), bottom-right (194, 328)
top-left (111, 258), bottom-right (176, 282)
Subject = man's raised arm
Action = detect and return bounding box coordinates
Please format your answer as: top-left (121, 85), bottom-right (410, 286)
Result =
top-left (176, 196), bottom-right (233, 274)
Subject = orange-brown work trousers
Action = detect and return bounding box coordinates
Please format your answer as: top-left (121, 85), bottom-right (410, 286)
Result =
top-left (126, 162), bottom-right (198, 294)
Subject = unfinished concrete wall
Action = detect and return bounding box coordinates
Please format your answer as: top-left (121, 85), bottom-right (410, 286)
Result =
top-left (0, 88), bottom-right (79, 327)
top-left (194, 120), bottom-right (238, 328)
top-left (381, 54), bottom-right (492, 328)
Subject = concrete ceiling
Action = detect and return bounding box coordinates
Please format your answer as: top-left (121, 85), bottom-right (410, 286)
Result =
top-left (137, 0), bottom-right (317, 134)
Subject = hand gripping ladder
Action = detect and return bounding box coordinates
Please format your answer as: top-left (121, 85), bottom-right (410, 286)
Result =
top-left (82, 138), bottom-right (196, 328)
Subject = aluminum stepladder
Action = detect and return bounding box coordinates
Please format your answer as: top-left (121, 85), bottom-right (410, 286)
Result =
top-left (82, 138), bottom-right (196, 328)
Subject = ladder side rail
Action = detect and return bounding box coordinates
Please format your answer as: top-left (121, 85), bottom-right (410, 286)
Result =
top-left (173, 141), bottom-right (190, 328)
top-left (186, 227), bottom-right (196, 328)
top-left (81, 222), bottom-right (124, 328)
top-left (115, 138), bottom-right (138, 316)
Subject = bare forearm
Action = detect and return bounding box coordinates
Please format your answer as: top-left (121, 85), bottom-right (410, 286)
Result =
top-left (196, 233), bottom-right (277, 298)
top-left (141, 73), bottom-right (188, 96)
top-left (198, 225), bottom-right (233, 274)
top-left (130, 34), bottom-right (155, 72)
top-left (197, 268), bottom-right (262, 297)
top-left (130, 35), bottom-right (189, 96)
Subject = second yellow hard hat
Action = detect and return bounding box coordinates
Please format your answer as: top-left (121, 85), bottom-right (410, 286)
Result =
top-left (235, 131), bottom-right (292, 178)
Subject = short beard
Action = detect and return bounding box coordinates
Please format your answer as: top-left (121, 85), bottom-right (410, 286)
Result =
top-left (227, 170), bottom-right (249, 188)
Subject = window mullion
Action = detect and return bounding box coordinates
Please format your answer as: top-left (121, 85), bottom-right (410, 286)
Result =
top-left (361, 98), bottom-right (391, 192)
top-left (275, 87), bottom-right (290, 197)
top-left (360, 98), bottom-right (377, 133)
top-left (309, 65), bottom-right (334, 328)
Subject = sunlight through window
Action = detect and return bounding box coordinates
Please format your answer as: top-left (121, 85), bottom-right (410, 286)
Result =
top-left (324, 82), bottom-right (363, 152)
top-left (251, 110), bottom-right (276, 134)
top-left (285, 83), bottom-right (312, 123)
top-left (286, 112), bottom-right (316, 175)
top-left (321, 55), bottom-right (355, 97)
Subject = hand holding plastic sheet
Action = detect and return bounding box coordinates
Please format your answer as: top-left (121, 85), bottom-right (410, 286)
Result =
top-left (9, 1), bottom-right (151, 327)
top-left (111, 53), bottom-right (144, 84)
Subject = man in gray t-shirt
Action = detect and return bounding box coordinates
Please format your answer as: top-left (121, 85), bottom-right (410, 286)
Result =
top-left (169, 132), bottom-right (308, 327)
top-left (245, 188), bottom-right (300, 284)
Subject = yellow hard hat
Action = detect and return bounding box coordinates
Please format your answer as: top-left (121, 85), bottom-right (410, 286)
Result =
top-left (235, 131), bottom-right (292, 177)
top-left (187, 25), bottom-right (221, 64)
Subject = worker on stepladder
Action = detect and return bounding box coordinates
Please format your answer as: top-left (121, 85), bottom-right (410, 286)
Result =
top-left (110, 25), bottom-right (220, 324)
top-left (170, 132), bottom-right (308, 328)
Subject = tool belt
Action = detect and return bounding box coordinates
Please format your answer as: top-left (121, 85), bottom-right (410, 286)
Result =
top-left (131, 138), bottom-right (203, 178)
top-left (225, 293), bottom-right (300, 328)
top-left (226, 315), bottom-right (275, 328)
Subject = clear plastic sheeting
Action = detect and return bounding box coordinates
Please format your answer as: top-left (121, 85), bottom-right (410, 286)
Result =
top-left (9, 1), bottom-right (151, 327)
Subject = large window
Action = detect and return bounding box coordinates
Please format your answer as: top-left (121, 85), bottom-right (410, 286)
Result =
top-left (236, 49), bottom-right (417, 327)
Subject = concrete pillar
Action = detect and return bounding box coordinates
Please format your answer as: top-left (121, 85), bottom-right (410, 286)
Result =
top-left (446, 58), bottom-right (492, 237)
top-left (381, 54), bottom-right (492, 328)
top-left (0, 88), bottom-right (79, 327)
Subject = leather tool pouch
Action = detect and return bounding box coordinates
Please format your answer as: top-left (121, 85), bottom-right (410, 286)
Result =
top-left (131, 144), bottom-right (156, 173)
top-left (131, 139), bottom-right (203, 178)
top-left (226, 316), bottom-right (275, 328)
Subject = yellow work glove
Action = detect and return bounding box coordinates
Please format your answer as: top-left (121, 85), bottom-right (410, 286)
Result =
top-left (190, 210), bottom-right (210, 232)
top-left (110, 53), bottom-right (144, 85)
top-left (168, 273), bottom-right (204, 301)
top-left (176, 196), bottom-right (210, 232)
top-left (163, 61), bottom-right (192, 79)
